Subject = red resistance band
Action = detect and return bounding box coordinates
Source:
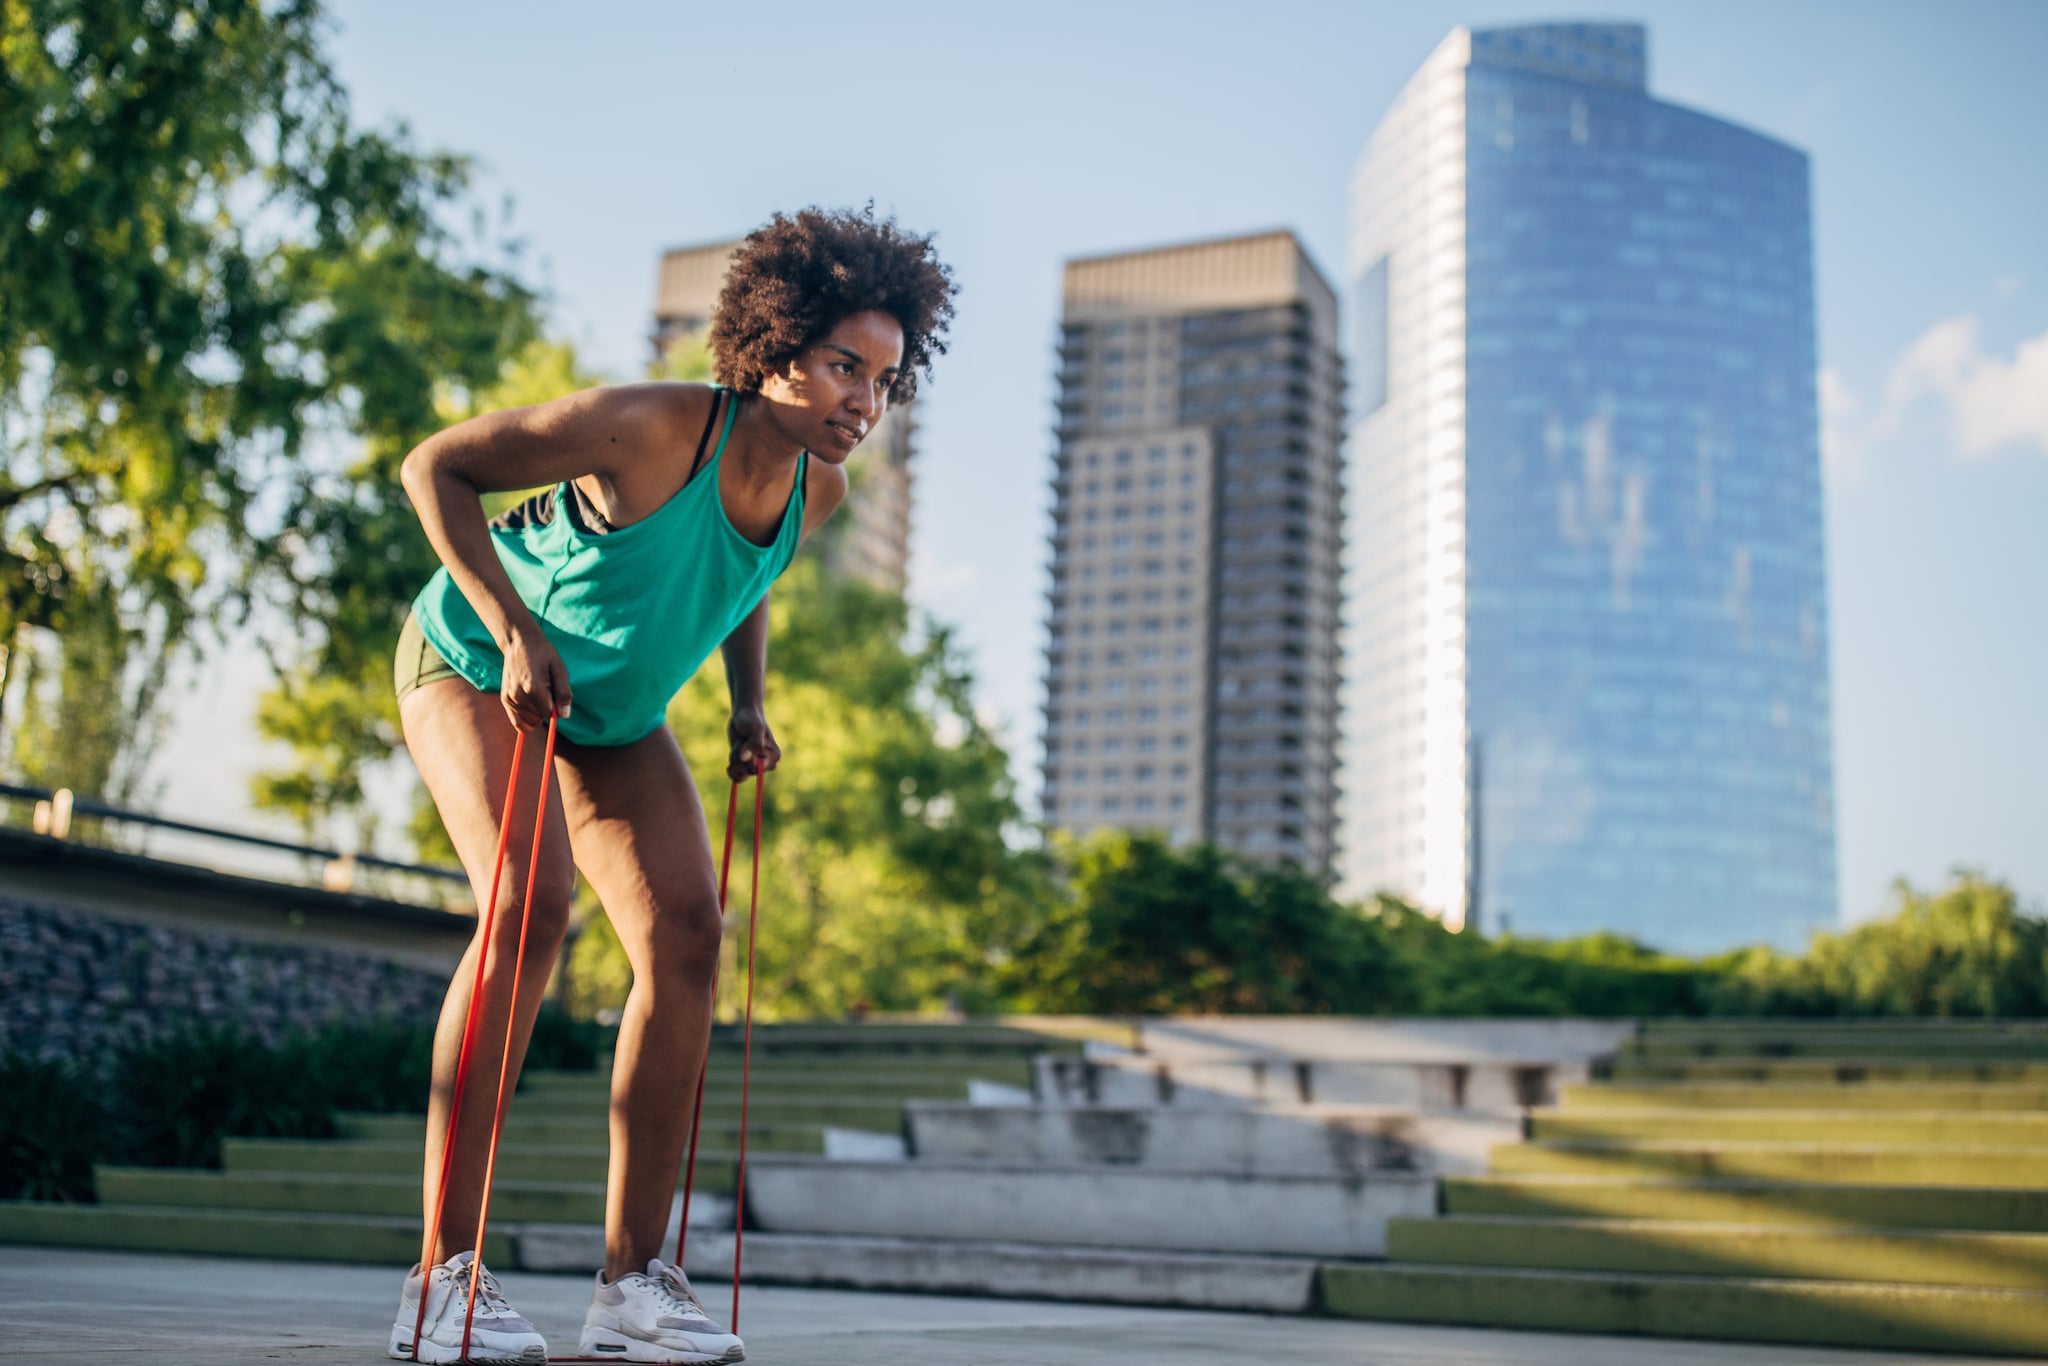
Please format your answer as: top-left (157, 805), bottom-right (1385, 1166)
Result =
top-left (411, 718), bottom-right (767, 1363)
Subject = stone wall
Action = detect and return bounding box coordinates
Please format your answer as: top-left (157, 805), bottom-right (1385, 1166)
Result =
top-left (0, 896), bottom-right (450, 1063)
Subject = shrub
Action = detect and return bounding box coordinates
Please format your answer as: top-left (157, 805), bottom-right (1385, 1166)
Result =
top-left (109, 1024), bottom-right (338, 1169)
top-left (523, 1002), bottom-right (604, 1073)
top-left (0, 1051), bottom-right (108, 1202)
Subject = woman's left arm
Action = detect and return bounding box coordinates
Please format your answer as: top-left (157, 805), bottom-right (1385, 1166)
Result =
top-left (720, 596), bottom-right (777, 780)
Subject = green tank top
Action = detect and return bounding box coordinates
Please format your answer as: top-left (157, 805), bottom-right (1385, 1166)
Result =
top-left (407, 391), bottom-right (808, 746)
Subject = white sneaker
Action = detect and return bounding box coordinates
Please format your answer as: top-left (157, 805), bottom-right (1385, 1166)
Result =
top-left (387, 1250), bottom-right (548, 1363)
top-left (579, 1258), bottom-right (746, 1363)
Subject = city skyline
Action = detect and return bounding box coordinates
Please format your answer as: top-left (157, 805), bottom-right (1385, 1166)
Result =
top-left (142, 1), bottom-right (2048, 942)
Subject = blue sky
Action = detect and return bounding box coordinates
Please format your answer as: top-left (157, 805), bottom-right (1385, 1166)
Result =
top-left (152, 0), bottom-right (2048, 932)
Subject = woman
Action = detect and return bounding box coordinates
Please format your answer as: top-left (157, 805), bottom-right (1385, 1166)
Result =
top-left (385, 207), bottom-right (955, 1364)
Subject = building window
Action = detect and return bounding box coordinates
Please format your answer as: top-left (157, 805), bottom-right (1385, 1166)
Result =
top-left (1356, 254), bottom-right (1389, 415)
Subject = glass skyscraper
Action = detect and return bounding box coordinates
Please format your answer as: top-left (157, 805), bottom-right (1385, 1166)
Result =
top-left (1342, 23), bottom-right (1836, 952)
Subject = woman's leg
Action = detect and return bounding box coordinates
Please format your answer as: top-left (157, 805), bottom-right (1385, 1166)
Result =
top-left (551, 725), bottom-right (723, 1281)
top-left (401, 678), bottom-right (577, 1266)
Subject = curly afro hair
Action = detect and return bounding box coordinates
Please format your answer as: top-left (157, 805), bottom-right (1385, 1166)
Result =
top-left (709, 206), bottom-right (957, 404)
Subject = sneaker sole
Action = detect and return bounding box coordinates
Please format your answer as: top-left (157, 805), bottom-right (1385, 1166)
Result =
top-left (577, 1325), bottom-right (744, 1364)
top-left (389, 1322), bottom-right (548, 1363)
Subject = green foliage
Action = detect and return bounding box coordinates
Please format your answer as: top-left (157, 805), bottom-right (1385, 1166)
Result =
top-left (0, 0), bottom-right (539, 820)
top-left (1708, 874), bottom-right (2048, 1018)
top-left (562, 556), bottom-right (1050, 1021)
top-left (301, 1017), bottom-right (436, 1112)
top-left (109, 1023), bottom-right (341, 1168)
top-left (1006, 834), bottom-right (1399, 1014)
top-left (653, 330), bottom-right (714, 383)
top-left (0, 1049), bottom-right (106, 1202)
top-left (4, 565), bottom-right (173, 812)
top-left (1001, 836), bottom-right (2035, 1020)
top-left (521, 1001), bottom-right (604, 1072)
top-left (0, 1017), bottom-right (441, 1201)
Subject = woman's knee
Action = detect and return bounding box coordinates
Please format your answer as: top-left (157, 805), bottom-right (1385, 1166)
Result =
top-left (476, 862), bottom-right (577, 947)
top-left (632, 891), bottom-right (722, 983)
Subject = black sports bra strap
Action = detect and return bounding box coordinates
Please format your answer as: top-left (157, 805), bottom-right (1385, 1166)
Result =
top-left (684, 390), bottom-right (724, 487)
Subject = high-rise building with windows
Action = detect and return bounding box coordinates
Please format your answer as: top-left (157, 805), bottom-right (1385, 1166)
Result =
top-left (1342, 23), bottom-right (1836, 951)
top-left (653, 239), bottom-right (916, 593)
top-left (1040, 232), bottom-right (1344, 870)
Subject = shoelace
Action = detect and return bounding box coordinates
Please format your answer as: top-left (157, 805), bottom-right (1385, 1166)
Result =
top-left (446, 1262), bottom-right (519, 1321)
top-left (653, 1267), bottom-right (714, 1325)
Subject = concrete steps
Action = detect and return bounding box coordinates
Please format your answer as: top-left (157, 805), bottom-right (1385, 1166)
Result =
top-left (1561, 1080), bottom-right (2048, 1110)
top-left (1490, 1138), bottom-right (2048, 1186)
top-left (337, 1114), bottom-right (830, 1153)
top-left (530, 1227), bottom-right (1322, 1313)
top-left (695, 1023), bottom-right (1077, 1061)
top-left (97, 1165), bottom-right (663, 1220)
top-left (1327, 1019), bottom-right (2048, 1355)
top-left (1389, 1214), bottom-right (2048, 1289)
top-left (498, 1094), bottom-right (907, 1129)
top-left (1534, 1106), bottom-right (2048, 1146)
top-left (1447, 1173), bottom-right (2048, 1230)
top-left (1320, 1263), bottom-right (2048, 1357)
top-left (1622, 1025), bottom-right (2048, 1062)
top-left (216, 1138), bottom-right (756, 1189)
top-left (0, 1200), bottom-right (1317, 1314)
top-left (1606, 1057), bottom-right (2048, 1083)
top-left (903, 1101), bottom-right (1521, 1176)
top-left (741, 1154), bottom-right (1437, 1258)
top-left (0, 1200), bottom-right (515, 1265)
top-left (1038, 1052), bottom-right (1582, 1110)
top-left (520, 1068), bottom-right (1008, 1100)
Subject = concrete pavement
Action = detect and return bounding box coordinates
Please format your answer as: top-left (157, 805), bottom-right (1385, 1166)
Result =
top-left (0, 1247), bottom-right (2023, 1366)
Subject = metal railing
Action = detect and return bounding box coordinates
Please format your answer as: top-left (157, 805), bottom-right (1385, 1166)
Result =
top-left (0, 781), bottom-right (468, 894)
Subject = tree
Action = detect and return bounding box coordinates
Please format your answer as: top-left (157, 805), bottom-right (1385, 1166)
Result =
top-left (1004, 832), bottom-right (1408, 1015)
top-left (1, 0), bottom-right (538, 799)
top-left (5, 563), bottom-right (175, 834)
top-left (562, 556), bottom-right (1051, 1021)
top-left (1711, 874), bottom-right (2048, 1018)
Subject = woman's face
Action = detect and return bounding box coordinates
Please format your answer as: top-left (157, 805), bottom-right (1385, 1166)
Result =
top-left (760, 310), bottom-right (906, 464)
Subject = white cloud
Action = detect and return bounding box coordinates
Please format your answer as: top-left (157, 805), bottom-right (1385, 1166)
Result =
top-left (1881, 315), bottom-right (2048, 460)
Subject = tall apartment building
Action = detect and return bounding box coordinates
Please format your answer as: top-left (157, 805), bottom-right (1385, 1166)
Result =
top-left (1040, 232), bottom-right (1344, 871)
top-left (1342, 23), bottom-right (1837, 951)
top-left (653, 240), bottom-right (916, 592)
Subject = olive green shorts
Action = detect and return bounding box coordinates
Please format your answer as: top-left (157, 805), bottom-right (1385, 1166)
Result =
top-left (393, 611), bottom-right (469, 705)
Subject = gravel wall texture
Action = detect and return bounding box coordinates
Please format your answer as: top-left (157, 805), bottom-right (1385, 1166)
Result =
top-left (0, 896), bottom-right (449, 1062)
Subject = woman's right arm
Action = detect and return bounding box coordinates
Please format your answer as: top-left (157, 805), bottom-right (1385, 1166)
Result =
top-left (399, 383), bottom-right (700, 730)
